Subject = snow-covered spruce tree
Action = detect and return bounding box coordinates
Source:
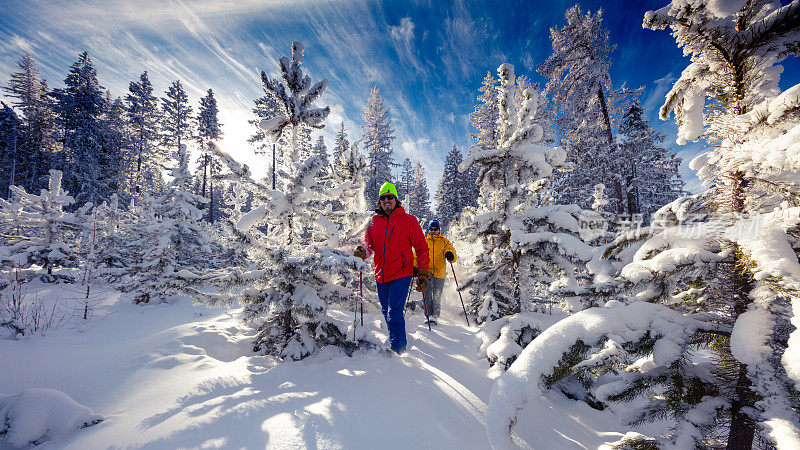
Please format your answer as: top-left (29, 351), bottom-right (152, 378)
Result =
top-left (99, 95), bottom-right (126, 199)
top-left (435, 145), bottom-right (465, 231)
top-left (124, 71), bottom-right (163, 198)
top-left (456, 63), bottom-right (593, 326)
top-left (91, 194), bottom-right (134, 282)
top-left (121, 145), bottom-right (211, 304)
top-left (161, 80), bottom-right (194, 156)
top-left (0, 103), bottom-right (22, 199)
top-left (212, 169), bottom-right (259, 268)
top-left (0, 170), bottom-right (88, 281)
top-left (487, 3), bottom-right (800, 449)
top-left (331, 122), bottom-right (349, 171)
top-left (469, 72), bottom-right (499, 152)
top-left (54, 52), bottom-right (109, 205)
top-left (312, 135), bottom-right (329, 177)
top-left (408, 161), bottom-right (431, 222)
top-left (617, 100), bottom-right (684, 220)
top-left (538, 5), bottom-right (637, 212)
top-left (195, 88), bottom-right (223, 223)
top-left (2, 53), bottom-right (57, 195)
top-left (297, 124), bottom-right (313, 163)
top-left (248, 89), bottom-right (289, 190)
top-left (323, 138), bottom-right (370, 248)
top-left (361, 86), bottom-right (396, 203)
top-left (229, 41), bottom-right (378, 359)
top-left (397, 157), bottom-right (414, 203)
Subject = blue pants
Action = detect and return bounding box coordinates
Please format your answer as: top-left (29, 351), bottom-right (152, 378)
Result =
top-left (376, 276), bottom-right (412, 352)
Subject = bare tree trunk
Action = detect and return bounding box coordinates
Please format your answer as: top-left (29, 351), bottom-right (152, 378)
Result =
top-left (597, 85), bottom-right (625, 214)
top-left (727, 171), bottom-right (755, 450)
top-left (208, 160), bottom-right (214, 223)
top-left (201, 145), bottom-right (208, 199)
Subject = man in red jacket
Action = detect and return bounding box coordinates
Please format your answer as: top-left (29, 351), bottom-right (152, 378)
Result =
top-left (355, 182), bottom-right (430, 354)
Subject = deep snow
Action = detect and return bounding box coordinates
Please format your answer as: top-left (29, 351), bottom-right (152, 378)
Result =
top-left (0, 283), bottom-right (646, 449)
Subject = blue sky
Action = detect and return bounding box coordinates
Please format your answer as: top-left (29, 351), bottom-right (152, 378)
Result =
top-left (1, 0), bottom-right (798, 197)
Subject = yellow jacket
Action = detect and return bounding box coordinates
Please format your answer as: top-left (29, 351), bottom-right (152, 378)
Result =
top-left (419, 234), bottom-right (457, 279)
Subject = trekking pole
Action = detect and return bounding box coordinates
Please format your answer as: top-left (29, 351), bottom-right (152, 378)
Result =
top-left (419, 276), bottom-right (432, 331)
top-left (404, 275), bottom-right (415, 318)
top-left (353, 295), bottom-right (358, 341)
top-left (421, 289), bottom-right (432, 331)
top-left (359, 270), bottom-right (364, 326)
top-left (449, 261), bottom-right (470, 327)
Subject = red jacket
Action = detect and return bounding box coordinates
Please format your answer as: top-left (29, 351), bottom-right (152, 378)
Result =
top-left (365, 206), bottom-right (430, 283)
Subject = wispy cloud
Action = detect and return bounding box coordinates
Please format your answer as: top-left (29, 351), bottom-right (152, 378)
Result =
top-left (390, 17), bottom-right (415, 43)
top-left (642, 74), bottom-right (676, 120)
top-left (0, 0), bottom-right (708, 197)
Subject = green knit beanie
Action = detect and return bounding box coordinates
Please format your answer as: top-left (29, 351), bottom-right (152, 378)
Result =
top-left (378, 182), bottom-right (399, 199)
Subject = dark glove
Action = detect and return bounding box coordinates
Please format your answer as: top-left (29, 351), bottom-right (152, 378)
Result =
top-left (354, 246), bottom-right (367, 260)
top-left (445, 251), bottom-right (455, 262)
top-left (416, 268), bottom-right (430, 292)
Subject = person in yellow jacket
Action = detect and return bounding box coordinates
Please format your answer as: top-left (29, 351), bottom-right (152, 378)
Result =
top-left (421, 220), bottom-right (456, 325)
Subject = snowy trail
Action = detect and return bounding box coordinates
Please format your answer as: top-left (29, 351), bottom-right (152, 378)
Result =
top-left (0, 302), bottom-right (495, 449)
top-left (0, 298), bottom-right (638, 449)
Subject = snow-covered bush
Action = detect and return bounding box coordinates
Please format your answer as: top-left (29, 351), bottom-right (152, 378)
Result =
top-left (486, 302), bottom-right (722, 449)
top-left (479, 312), bottom-right (562, 374)
top-left (0, 388), bottom-right (102, 448)
top-left (0, 271), bottom-right (69, 337)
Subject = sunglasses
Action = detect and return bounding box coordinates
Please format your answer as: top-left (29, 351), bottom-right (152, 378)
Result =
top-left (429, 227), bottom-right (439, 231)
top-left (379, 194), bottom-right (396, 201)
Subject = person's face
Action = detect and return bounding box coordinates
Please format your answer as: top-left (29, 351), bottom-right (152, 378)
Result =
top-left (428, 226), bottom-right (439, 235)
top-left (379, 193), bottom-right (397, 213)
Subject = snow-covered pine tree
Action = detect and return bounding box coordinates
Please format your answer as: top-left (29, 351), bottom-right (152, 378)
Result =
top-left (324, 138), bottom-right (370, 247)
top-left (538, 5), bottom-right (637, 212)
top-left (408, 161), bottom-right (431, 222)
top-left (0, 170), bottom-right (88, 281)
top-left (213, 174), bottom-right (259, 268)
top-left (297, 124), bottom-right (313, 163)
top-left (331, 122), bottom-right (349, 171)
top-left (2, 54), bottom-right (57, 195)
top-left (195, 88), bottom-right (223, 222)
top-left (487, 3), bottom-right (800, 448)
top-left (91, 194), bottom-right (133, 282)
top-left (469, 72), bottom-right (499, 152)
top-left (617, 100), bottom-right (684, 221)
top-left (455, 62), bottom-right (593, 326)
top-left (227, 41), bottom-right (374, 359)
top-left (361, 86), bottom-right (396, 203)
top-left (312, 135), bottom-right (329, 174)
top-left (161, 80), bottom-right (194, 156)
top-left (121, 145), bottom-right (211, 303)
top-left (124, 71), bottom-right (163, 199)
top-left (99, 95), bottom-right (126, 200)
top-left (248, 90), bottom-right (287, 190)
top-left (54, 52), bottom-right (109, 205)
top-left (0, 103), bottom-right (22, 199)
top-left (397, 157), bottom-right (414, 204)
top-left (435, 145), bottom-right (463, 231)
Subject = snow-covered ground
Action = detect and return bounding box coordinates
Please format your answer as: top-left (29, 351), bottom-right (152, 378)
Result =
top-left (1, 284), bottom-right (643, 449)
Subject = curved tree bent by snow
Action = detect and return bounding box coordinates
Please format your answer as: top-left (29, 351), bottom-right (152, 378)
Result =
top-left (455, 62), bottom-right (593, 327)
